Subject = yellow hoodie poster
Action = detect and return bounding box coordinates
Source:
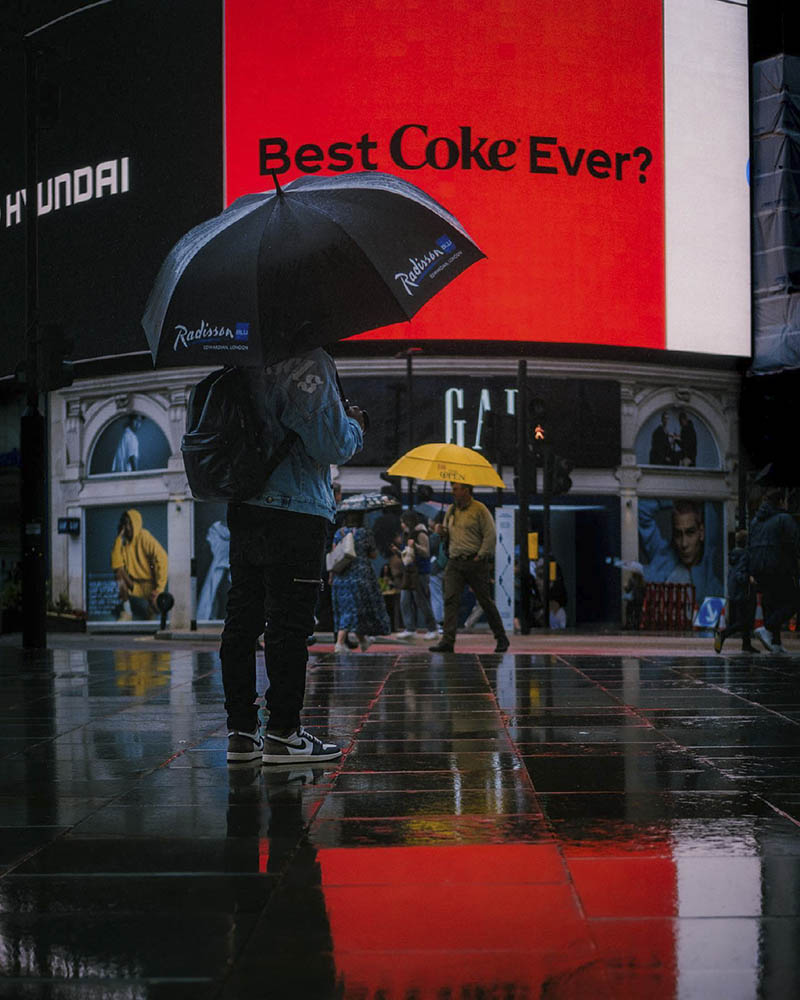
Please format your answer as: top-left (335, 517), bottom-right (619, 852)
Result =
top-left (86, 504), bottom-right (168, 621)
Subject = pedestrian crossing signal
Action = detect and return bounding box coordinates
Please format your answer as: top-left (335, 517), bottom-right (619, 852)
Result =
top-left (534, 424), bottom-right (545, 441)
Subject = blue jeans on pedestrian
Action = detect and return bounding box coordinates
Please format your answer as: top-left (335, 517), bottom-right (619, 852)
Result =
top-left (400, 573), bottom-right (436, 630)
top-left (429, 572), bottom-right (444, 625)
top-left (220, 504), bottom-right (327, 734)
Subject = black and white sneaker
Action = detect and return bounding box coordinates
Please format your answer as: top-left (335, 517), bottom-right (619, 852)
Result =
top-left (227, 729), bottom-right (264, 763)
top-left (262, 726), bottom-right (342, 764)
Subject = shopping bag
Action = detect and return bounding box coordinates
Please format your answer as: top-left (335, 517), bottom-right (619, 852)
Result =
top-left (326, 531), bottom-right (357, 573)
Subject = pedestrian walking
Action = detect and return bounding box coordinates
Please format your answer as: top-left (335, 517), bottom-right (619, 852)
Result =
top-left (395, 510), bottom-right (438, 639)
top-left (747, 487), bottom-right (800, 654)
top-left (331, 511), bottom-right (392, 652)
top-left (222, 349), bottom-right (364, 765)
top-left (429, 483), bottom-right (510, 653)
top-left (714, 530), bottom-right (758, 654)
top-left (428, 514), bottom-right (446, 632)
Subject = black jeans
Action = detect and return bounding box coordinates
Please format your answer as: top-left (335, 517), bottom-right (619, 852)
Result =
top-left (758, 573), bottom-right (800, 646)
top-left (720, 594), bottom-right (756, 648)
top-left (442, 556), bottom-right (505, 646)
top-left (220, 504), bottom-right (327, 733)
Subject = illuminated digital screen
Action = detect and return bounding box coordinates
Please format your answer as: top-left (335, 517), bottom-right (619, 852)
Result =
top-left (225, 0), bottom-right (750, 356)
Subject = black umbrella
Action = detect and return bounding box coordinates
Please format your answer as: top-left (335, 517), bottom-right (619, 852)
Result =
top-left (142, 171), bottom-right (484, 368)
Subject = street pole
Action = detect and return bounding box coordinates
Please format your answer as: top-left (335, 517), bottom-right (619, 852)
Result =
top-left (516, 360), bottom-right (531, 634)
top-left (22, 37), bottom-right (47, 648)
top-left (541, 449), bottom-right (551, 622)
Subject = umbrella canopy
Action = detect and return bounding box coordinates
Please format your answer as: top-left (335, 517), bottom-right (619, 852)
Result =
top-left (387, 443), bottom-right (505, 488)
top-left (142, 171), bottom-right (484, 368)
top-left (337, 492), bottom-right (402, 512)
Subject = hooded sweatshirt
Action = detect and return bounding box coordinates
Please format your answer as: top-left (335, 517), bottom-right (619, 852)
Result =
top-left (110, 509), bottom-right (168, 596)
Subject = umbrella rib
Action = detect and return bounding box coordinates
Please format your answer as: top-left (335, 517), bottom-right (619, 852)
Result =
top-left (142, 196), bottom-right (269, 351)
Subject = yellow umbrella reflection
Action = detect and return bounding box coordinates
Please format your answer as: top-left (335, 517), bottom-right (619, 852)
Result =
top-left (387, 442), bottom-right (505, 488)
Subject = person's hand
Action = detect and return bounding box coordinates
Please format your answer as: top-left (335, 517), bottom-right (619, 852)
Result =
top-left (149, 590), bottom-right (161, 610)
top-left (346, 405), bottom-right (365, 430)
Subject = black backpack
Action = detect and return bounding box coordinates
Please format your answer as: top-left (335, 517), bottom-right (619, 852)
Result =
top-left (181, 367), bottom-right (297, 502)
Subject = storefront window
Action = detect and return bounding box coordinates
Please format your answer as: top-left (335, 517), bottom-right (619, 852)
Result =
top-left (635, 408), bottom-right (720, 469)
top-left (88, 414), bottom-right (171, 475)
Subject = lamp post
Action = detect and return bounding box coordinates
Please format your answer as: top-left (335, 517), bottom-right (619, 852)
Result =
top-left (20, 36), bottom-right (47, 649)
top-left (515, 361), bottom-right (531, 634)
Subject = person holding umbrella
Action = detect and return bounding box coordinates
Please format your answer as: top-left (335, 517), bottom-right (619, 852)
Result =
top-left (429, 483), bottom-right (510, 654)
top-left (141, 172), bottom-right (484, 760)
top-left (222, 349), bottom-right (365, 764)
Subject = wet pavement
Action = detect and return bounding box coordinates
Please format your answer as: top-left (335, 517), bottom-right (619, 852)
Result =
top-left (1, 640), bottom-right (799, 998)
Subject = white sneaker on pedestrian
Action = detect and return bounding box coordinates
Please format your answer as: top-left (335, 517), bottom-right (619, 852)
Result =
top-left (396, 630), bottom-right (414, 639)
top-left (423, 630), bottom-right (439, 640)
top-left (359, 636), bottom-right (371, 652)
top-left (754, 626), bottom-right (775, 653)
top-left (333, 643), bottom-right (348, 653)
top-left (262, 727), bottom-right (342, 764)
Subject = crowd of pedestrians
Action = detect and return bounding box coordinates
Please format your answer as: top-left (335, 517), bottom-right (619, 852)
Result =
top-left (326, 482), bottom-right (510, 652)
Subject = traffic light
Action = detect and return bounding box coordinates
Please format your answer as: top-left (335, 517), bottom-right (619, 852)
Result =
top-left (37, 324), bottom-right (74, 391)
top-left (551, 456), bottom-right (573, 496)
top-left (529, 397), bottom-right (547, 450)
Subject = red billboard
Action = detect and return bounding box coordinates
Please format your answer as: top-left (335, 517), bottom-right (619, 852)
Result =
top-left (224, 0), bottom-right (750, 357)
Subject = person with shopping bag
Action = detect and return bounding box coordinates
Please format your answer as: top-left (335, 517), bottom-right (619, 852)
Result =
top-left (330, 511), bottom-right (392, 652)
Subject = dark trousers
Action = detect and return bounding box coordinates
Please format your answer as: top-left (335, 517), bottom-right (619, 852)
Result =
top-left (220, 504), bottom-right (327, 733)
top-left (442, 556), bottom-right (506, 646)
top-left (758, 574), bottom-right (800, 646)
top-left (720, 594), bottom-right (755, 648)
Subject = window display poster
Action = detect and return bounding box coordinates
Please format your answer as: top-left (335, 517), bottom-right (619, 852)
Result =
top-left (638, 498), bottom-right (724, 604)
top-left (636, 408), bottom-right (720, 469)
top-left (86, 504), bottom-right (168, 622)
top-left (89, 414), bottom-right (172, 475)
top-left (194, 502), bottom-right (230, 621)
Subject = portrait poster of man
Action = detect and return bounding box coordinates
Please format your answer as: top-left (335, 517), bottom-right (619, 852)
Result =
top-left (85, 504), bottom-right (168, 622)
top-left (89, 413), bottom-right (171, 475)
top-left (636, 408), bottom-right (719, 469)
top-left (193, 503), bottom-right (230, 622)
top-left (638, 498), bottom-right (724, 604)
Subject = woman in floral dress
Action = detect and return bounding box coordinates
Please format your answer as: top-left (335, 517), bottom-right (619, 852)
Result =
top-left (331, 512), bottom-right (391, 652)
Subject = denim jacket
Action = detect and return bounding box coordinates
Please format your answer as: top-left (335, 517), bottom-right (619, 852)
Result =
top-left (241, 349), bottom-right (362, 521)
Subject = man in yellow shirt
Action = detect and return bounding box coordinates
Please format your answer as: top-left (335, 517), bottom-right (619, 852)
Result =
top-left (110, 508), bottom-right (168, 620)
top-left (429, 483), bottom-right (509, 653)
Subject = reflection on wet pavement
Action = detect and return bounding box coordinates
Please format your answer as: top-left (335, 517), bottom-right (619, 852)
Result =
top-left (1, 645), bottom-right (799, 997)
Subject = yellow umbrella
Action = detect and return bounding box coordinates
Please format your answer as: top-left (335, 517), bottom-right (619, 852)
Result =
top-left (387, 443), bottom-right (505, 488)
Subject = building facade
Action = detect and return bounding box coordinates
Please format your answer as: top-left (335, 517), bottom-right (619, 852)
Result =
top-left (49, 354), bottom-right (741, 629)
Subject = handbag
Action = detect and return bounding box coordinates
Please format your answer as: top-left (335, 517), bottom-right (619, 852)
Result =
top-left (326, 531), bottom-right (356, 573)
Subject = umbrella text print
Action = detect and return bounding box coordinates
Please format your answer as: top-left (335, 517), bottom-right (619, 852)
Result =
top-left (395, 237), bottom-right (461, 297)
top-left (172, 320), bottom-right (251, 353)
top-left (436, 462), bottom-right (467, 482)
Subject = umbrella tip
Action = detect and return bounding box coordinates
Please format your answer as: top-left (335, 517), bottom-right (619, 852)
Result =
top-left (270, 170), bottom-right (284, 196)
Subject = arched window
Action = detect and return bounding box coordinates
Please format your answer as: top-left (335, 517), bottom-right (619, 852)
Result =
top-left (635, 408), bottom-right (720, 469)
top-left (89, 413), bottom-right (171, 476)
